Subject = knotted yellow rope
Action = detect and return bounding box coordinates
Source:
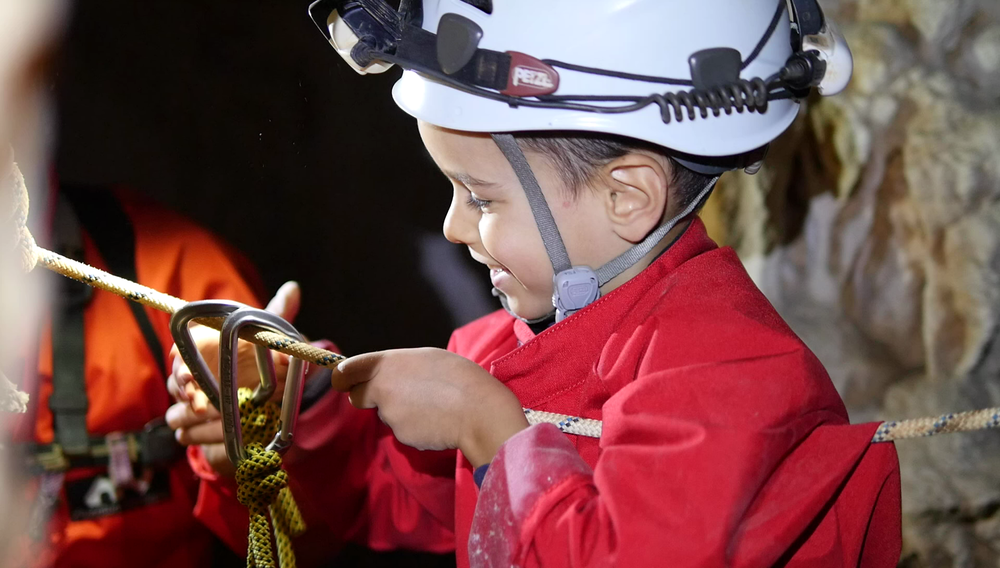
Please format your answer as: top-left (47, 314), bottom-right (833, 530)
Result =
top-left (234, 387), bottom-right (305, 568)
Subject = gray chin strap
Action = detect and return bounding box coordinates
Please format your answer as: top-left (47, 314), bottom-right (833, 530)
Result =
top-left (491, 133), bottom-right (719, 322)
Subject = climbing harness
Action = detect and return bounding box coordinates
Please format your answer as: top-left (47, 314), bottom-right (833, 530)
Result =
top-left (21, 186), bottom-right (183, 539)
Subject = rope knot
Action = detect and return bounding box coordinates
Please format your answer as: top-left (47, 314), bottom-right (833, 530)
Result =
top-left (233, 388), bottom-right (305, 568)
top-left (236, 443), bottom-right (288, 512)
top-left (239, 386), bottom-right (281, 445)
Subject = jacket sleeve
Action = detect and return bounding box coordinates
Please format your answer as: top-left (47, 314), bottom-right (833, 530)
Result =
top-left (470, 348), bottom-right (901, 567)
top-left (186, 376), bottom-right (458, 560)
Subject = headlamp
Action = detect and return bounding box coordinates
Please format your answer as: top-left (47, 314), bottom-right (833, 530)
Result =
top-left (309, 0), bottom-right (851, 101)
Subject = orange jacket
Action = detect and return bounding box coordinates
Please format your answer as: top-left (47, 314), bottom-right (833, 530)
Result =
top-left (19, 188), bottom-right (261, 568)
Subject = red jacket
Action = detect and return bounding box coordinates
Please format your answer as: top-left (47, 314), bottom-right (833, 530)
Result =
top-left (17, 188), bottom-right (262, 568)
top-left (191, 219), bottom-right (901, 567)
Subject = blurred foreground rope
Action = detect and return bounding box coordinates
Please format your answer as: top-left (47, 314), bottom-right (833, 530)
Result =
top-left (6, 161), bottom-right (1000, 443)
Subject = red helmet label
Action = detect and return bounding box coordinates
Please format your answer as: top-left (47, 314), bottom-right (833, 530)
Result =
top-left (502, 52), bottom-right (559, 97)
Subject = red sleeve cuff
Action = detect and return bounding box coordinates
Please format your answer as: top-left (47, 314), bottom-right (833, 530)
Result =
top-left (469, 424), bottom-right (593, 565)
top-left (187, 445), bottom-right (249, 554)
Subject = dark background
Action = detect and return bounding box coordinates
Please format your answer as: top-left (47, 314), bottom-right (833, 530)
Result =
top-left (49, 3), bottom-right (493, 564)
top-left (51, 0), bottom-right (496, 358)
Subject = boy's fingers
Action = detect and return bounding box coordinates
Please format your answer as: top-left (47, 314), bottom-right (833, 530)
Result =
top-left (330, 352), bottom-right (385, 392)
top-left (266, 281), bottom-right (301, 323)
top-left (175, 421), bottom-right (225, 446)
top-left (167, 373), bottom-right (183, 401)
top-left (165, 402), bottom-right (199, 430)
top-left (190, 387), bottom-right (211, 413)
top-left (168, 354), bottom-right (186, 401)
top-left (165, 401), bottom-right (219, 430)
top-left (170, 365), bottom-right (194, 402)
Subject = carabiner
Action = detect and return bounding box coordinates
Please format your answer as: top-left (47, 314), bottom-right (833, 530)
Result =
top-left (169, 300), bottom-right (249, 410)
top-left (219, 306), bottom-right (306, 466)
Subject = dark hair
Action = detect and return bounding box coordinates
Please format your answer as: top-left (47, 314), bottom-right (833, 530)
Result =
top-left (514, 131), bottom-right (713, 208)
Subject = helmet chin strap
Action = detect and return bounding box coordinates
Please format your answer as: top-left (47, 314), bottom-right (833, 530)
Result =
top-left (491, 133), bottom-right (718, 322)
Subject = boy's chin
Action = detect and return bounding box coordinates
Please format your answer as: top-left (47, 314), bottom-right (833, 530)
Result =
top-left (506, 297), bottom-right (554, 322)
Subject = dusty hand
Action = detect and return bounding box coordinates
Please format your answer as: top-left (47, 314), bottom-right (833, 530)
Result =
top-left (330, 347), bottom-right (528, 467)
top-left (165, 281), bottom-right (301, 476)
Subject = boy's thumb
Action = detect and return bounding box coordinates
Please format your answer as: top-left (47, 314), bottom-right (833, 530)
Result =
top-left (265, 280), bottom-right (301, 322)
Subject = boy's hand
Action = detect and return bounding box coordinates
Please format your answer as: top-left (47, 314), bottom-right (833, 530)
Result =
top-left (165, 281), bottom-right (301, 476)
top-left (330, 348), bottom-right (528, 468)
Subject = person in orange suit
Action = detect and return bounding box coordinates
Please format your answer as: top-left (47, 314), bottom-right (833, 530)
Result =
top-left (9, 182), bottom-right (266, 568)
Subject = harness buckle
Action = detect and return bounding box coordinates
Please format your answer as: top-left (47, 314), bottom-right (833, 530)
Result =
top-left (32, 443), bottom-right (69, 472)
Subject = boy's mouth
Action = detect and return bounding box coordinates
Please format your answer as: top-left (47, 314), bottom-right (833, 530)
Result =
top-left (489, 266), bottom-right (512, 290)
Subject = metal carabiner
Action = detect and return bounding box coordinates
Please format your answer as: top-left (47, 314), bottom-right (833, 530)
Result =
top-left (219, 306), bottom-right (306, 466)
top-left (169, 300), bottom-right (249, 410)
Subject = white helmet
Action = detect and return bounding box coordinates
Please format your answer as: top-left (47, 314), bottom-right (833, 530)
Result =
top-left (308, 0), bottom-right (853, 320)
top-left (309, 0), bottom-right (852, 169)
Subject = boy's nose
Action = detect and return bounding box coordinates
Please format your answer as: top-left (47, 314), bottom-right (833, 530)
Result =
top-left (442, 191), bottom-right (477, 245)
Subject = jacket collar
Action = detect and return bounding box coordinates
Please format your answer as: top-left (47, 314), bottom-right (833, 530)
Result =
top-left (492, 218), bottom-right (718, 408)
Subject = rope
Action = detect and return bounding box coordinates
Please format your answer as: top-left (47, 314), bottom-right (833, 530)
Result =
top-left (235, 387), bottom-right (305, 568)
top-left (523, 409), bottom-right (603, 438)
top-left (7, 161), bottom-right (37, 274)
top-left (5, 162), bottom-right (1000, 446)
top-left (526, 407), bottom-right (1000, 443)
top-left (871, 407), bottom-right (1000, 443)
top-left (34, 246), bottom-right (345, 369)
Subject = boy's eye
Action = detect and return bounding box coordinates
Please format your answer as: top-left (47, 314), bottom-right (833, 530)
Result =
top-left (466, 195), bottom-right (492, 211)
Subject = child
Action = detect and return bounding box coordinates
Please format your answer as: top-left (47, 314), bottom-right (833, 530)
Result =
top-left (168, 0), bottom-right (901, 566)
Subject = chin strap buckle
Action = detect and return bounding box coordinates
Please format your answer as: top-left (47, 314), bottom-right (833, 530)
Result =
top-left (553, 267), bottom-right (600, 322)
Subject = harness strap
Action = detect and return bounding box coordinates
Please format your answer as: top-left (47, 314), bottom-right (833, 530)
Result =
top-left (46, 186), bottom-right (175, 461)
top-left (49, 198), bottom-right (91, 455)
top-left (24, 420), bottom-right (181, 473)
top-left (62, 185), bottom-right (167, 376)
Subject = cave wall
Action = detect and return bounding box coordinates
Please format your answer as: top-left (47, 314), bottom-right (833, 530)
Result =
top-left (702, 0), bottom-right (1000, 564)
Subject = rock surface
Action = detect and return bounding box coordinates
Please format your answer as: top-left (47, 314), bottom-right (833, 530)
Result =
top-left (702, 1), bottom-right (1000, 564)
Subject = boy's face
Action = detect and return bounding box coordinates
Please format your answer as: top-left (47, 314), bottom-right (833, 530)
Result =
top-left (418, 122), bottom-right (625, 321)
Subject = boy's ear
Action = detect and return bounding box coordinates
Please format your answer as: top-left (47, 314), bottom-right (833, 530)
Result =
top-left (603, 154), bottom-right (670, 243)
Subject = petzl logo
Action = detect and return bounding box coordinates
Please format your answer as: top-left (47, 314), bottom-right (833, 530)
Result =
top-left (502, 51), bottom-right (559, 97)
top-left (513, 66), bottom-right (555, 90)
